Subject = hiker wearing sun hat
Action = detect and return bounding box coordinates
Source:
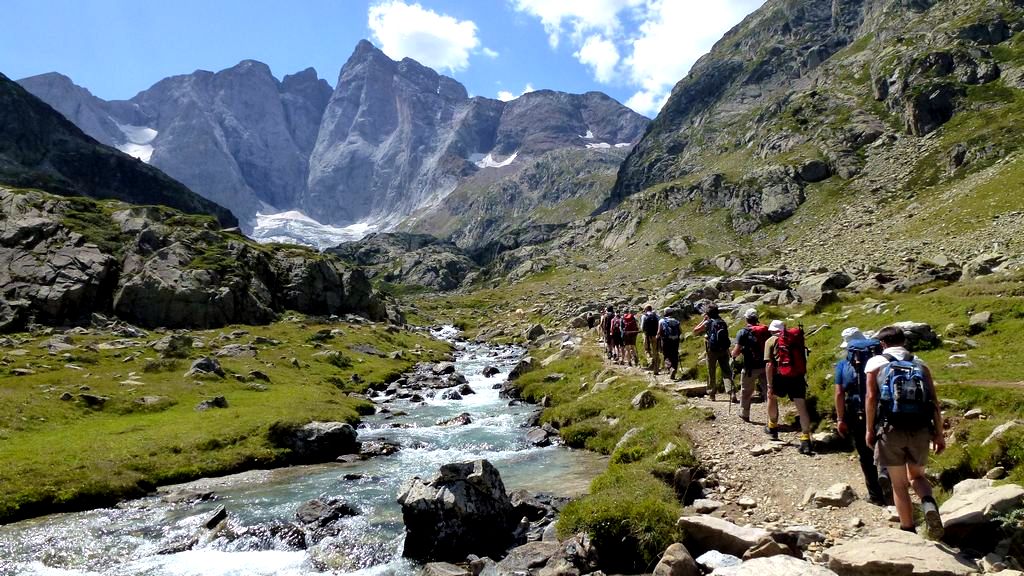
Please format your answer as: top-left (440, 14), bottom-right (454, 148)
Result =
top-left (835, 327), bottom-right (889, 505)
top-left (731, 308), bottom-right (770, 422)
top-left (764, 319), bottom-right (815, 455)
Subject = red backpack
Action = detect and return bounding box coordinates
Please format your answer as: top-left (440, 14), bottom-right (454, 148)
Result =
top-left (622, 314), bottom-right (639, 334)
top-left (745, 324), bottom-right (771, 364)
top-left (775, 327), bottom-right (807, 377)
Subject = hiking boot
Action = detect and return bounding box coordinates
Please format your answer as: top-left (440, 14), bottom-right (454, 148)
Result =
top-left (922, 497), bottom-right (944, 540)
top-left (799, 439), bottom-right (814, 455)
top-left (878, 472), bottom-right (893, 505)
top-left (765, 426), bottom-right (779, 441)
top-left (740, 414), bottom-right (750, 423)
top-left (867, 494), bottom-right (887, 506)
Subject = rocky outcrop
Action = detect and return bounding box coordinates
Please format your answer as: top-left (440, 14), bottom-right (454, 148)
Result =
top-left (396, 459), bottom-right (517, 561)
top-left (0, 189), bottom-right (391, 330)
top-left (329, 233), bottom-right (477, 291)
top-left (940, 478), bottom-right (1024, 549)
top-left (0, 72), bottom-right (234, 226)
top-left (677, 515), bottom-right (771, 557)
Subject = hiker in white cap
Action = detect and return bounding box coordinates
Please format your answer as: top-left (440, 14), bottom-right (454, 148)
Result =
top-left (730, 308), bottom-right (770, 422)
top-left (764, 319), bottom-right (815, 455)
top-left (835, 326), bottom-right (889, 505)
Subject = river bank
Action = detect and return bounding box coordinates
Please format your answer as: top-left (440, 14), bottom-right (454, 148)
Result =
top-left (0, 324), bottom-right (607, 575)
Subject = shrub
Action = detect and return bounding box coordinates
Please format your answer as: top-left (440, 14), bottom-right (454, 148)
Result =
top-left (161, 335), bottom-right (194, 359)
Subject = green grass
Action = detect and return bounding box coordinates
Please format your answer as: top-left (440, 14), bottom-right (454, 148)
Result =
top-left (0, 318), bottom-right (450, 522)
top-left (510, 349), bottom-right (700, 573)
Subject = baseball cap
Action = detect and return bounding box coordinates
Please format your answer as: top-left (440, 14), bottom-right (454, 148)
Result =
top-left (768, 319), bottom-right (785, 332)
top-left (840, 327), bottom-right (865, 349)
top-left (744, 308), bottom-right (758, 320)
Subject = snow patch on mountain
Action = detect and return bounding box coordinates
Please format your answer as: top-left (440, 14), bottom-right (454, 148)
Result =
top-left (115, 123), bottom-right (158, 163)
top-left (472, 151), bottom-right (519, 168)
top-left (580, 129), bottom-right (595, 139)
top-left (251, 210), bottom-right (376, 250)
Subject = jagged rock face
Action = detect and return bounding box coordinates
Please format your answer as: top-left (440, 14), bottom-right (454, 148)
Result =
top-left (330, 233), bottom-right (477, 291)
top-left (0, 73), bottom-right (235, 227)
top-left (19, 62), bottom-right (333, 225)
top-left (0, 188), bottom-right (389, 331)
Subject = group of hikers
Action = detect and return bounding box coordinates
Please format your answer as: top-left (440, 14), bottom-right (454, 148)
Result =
top-left (598, 304), bottom-right (946, 539)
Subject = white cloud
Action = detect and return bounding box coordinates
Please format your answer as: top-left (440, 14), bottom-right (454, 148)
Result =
top-left (481, 47), bottom-right (500, 59)
top-left (574, 35), bottom-right (620, 83)
top-left (511, 0), bottom-right (764, 116)
top-left (510, 0), bottom-right (643, 48)
top-left (497, 83), bottom-right (535, 102)
top-left (368, 1), bottom-right (486, 73)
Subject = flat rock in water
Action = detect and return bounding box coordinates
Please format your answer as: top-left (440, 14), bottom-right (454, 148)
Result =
top-left (678, 515), bottom-right (770, 557)
top-left (713, 555), bottom-right (838, 575)
top-left (824, 528), bottom-right (978, 576)
top-left (423, 562), bottom-right (471, 576)
top-left (496, 541), bottom-right (559, 572)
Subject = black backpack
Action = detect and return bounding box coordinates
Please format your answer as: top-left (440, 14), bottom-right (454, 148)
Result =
top-left (641, 312), bottom-right (659, 335)
top-left (706, 318), bottom-right (730, 351)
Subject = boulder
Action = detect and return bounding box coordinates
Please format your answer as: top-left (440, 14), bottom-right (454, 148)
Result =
top-left (267, 421), bottom-right (360, 463)
top-left (631, 390), bottom-right (657, 410)
top-left (692, 499), bottom-right (725, 514)
top-left (795, 272), bottom-right (851, 307)
top-left (727, 555), bottom-right (839, 575)
top-left (797, 159), bottom-right (831, 183)
top-left (653, 543), bottom-right (700, 576)
top-left (771, 525), bottom-right (826, 552)
top-left (397, 460), bottom-right (516, 561)
top-left (482, 366), bottom-right (500, 377)
top-left (437, 413), bottom-right (473, 427)
top-left (508, 357), bottom-right (535, 380)
top-left (967, 311), bottom-right (992, 334)
top-left (195, 396), bottom-right (228, 410)
top-left (803, 483), bottom-right (856, 508)
top-left (742, 536), bottom-right (792, 560)
top-left (982, 419), bottom-right (1021, 446)
top-left (695, 550), bottom-right (741, 572)
top-left (423, 563), bottom-right (471, 576)
top-left (433, 362), bottom-right (456, 375)
top-left (214, 344), bottom-right (257, 358)
top-left (825, 528), bottom-right (977, 576)
top-left (526, 324), bottom-right (546, 341)
top-left (184, 357), bottom-right (225, 378)
top-left (496, 541), bottom-right (560, 573)
top-left (940, 478), bottom-right (1024, 548)
top-left (296, 497), bottom-right (359, 527)
top-left (891, 321), bottom-right (940, 350)
top-left (677, 515), bottom-right (770, 557)
top-left (526, 428), bottom-right (553, 447)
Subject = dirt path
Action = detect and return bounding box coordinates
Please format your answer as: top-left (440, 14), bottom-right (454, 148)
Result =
top-left (604, 356), bottom-right (899, 546)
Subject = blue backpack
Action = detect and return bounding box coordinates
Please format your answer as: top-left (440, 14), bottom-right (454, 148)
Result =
top-left (878, 353), bottom-right (934, 428)
top-left (661, 318), bottom-right (681, 341)
top-left (839, 338), bottom-right (882, 411)
top-left (706, 318), bottom-right (730, 351)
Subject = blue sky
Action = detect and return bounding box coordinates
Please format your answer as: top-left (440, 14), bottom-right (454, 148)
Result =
top-left (0, 0), bottom-right (764, 116)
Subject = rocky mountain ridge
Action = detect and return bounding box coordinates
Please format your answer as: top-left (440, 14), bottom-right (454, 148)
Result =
top-left (19, 41), bottom-right (648, 239)
top-left (0, 72), bottom-right (235, 227)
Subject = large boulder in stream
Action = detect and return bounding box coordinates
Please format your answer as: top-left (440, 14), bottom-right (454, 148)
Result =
top-left (267, 421), bottom-right (360, 463)
top-left (396, 459), bottom-right (517, 561)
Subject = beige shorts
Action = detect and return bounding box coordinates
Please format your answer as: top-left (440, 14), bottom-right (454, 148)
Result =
top-left (875, 426), bottom-right (931, 467)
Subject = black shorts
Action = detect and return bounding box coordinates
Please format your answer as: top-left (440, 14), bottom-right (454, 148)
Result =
top-left (771, 375), bottom-right (807, 400)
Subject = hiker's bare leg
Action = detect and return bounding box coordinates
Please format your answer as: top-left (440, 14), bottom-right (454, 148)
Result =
top-left (907, 463), bottom-right (933, 500)
top-left (793, 398), bottom-right (812, 435)
top-left (767, 390), bottom-right (779, 426)
top-left (888, 465), bottom-right (915, 530)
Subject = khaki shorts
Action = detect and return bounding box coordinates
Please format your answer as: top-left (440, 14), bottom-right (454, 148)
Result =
top-left (875, 426), bottom-right (931, 467)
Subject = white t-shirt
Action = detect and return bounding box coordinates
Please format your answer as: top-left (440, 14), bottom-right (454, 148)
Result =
top-left (864, 346), bottom-right (927, 375)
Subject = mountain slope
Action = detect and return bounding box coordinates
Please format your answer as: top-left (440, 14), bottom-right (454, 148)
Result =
top-left (0, 72), bottom-right (236, 226)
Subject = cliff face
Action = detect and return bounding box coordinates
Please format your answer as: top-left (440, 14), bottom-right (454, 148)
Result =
top-left (0, 72), bottom-right (235, 227)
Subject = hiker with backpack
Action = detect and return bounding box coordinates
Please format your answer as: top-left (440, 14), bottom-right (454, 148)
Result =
top-left (731, 308), bottom-right (770, 422)
top-left (692, 304), bottom-right (733, 402)
top-left (600, 307), bottom-right (614, 360)
top-left (865, 325), bottom-right (946, 538)
top-left (835, 327), bottom-right (890, 505)
top-left (640, 306), bottom-right (660, 374)
top-left (764, 319), bottom-right (814, 455)
top-left (621, 311), bottom-right (640, 367)
top-left (610, 311), bottom-right (625, 364)
top-left (658, 309), bottom-right (682, 380)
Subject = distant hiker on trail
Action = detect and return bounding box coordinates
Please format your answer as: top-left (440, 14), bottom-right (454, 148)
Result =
top-left (621, 310), bottom-right (640, 367)
top-left (731, 308), bottom-right (770, 422)
top-left (835, 327), bottom-right (890, 505)
top-left (866, 325), bottom-right (945, 538)
top-left (641, 306), bottom-right (660, 375)
top-left (658, 309), bottom-right (681, 380)
top-left (601, 307), bottom-right (614, 360)
top-left (692, 304), bottom-right (733, 402)
top-left (764, 319), bottom-right (814, 455)
top-left (610, 311), bottom-right (625, 364)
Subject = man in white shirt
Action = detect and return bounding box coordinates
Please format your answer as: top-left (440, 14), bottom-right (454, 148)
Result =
top-left (865, 325), bottom-right (946, 538)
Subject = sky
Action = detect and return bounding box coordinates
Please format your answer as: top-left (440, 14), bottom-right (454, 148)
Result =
top-left (0, 0), bottom-right (765, 117)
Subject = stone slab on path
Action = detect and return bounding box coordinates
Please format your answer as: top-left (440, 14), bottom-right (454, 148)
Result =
top-left (711, 555), bottom-right (839, 575)
top-left (678, 515), bottom-right (770, 557)
top-left (825, 528), bottom-right (978, 576)
top-left (940, 478), bottom-right (1024, 546)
